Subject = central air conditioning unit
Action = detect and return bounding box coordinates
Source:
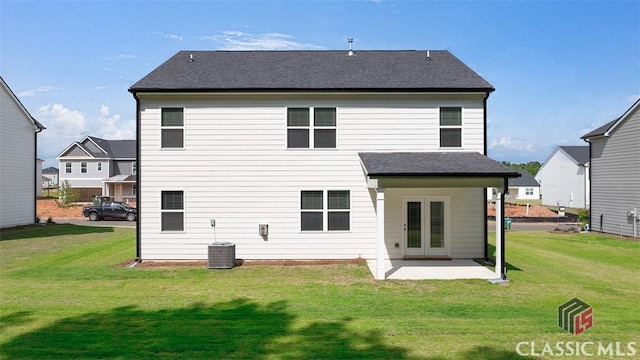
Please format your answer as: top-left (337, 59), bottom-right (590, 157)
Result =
top-left (208, 242), bottom-right (236, 269)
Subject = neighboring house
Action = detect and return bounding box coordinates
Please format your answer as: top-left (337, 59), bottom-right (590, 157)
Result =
top-left (42, 166), bottom-right (59, 188)
top-left (129, 50), bottom-right (519, 279)
top-left (505, 170), bottom-right (540, 201)
top-left (581, 99), bottom-right (640, 238)
top-left (57, 136), bottom-right (136, 202)
top-left (535, 146), bottom-right (590, 208)
top-left (36, 159), bottom-right (43, 197)
top-left (0, 76), bottom-right (45, 228)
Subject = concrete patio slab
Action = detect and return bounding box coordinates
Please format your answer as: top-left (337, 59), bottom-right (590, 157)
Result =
top-left (366, 259), bottom-right (496, 280)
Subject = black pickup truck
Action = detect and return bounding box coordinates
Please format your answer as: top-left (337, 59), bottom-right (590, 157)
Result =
top-left (82, 201), bottom-right (137, 221)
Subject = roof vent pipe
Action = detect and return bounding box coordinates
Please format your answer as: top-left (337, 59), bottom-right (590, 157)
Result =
top-left (190, 54), bottom-right (194, 62)
top-left (347, 37), bottom-right (355, 56)
top-left (426, 50), bottom-right (431, 60)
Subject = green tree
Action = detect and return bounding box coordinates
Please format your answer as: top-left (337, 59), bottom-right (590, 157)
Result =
top-left (57, 180), bottom-right (79, 209)
top-left (501, 161), bottom-right (541, 177)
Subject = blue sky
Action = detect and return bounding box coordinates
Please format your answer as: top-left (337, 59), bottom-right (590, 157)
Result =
top-left (2, 1), bottom-right (638, 168)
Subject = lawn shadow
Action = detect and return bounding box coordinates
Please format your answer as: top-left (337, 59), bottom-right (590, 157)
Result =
top-left (459, 345), bottom-right (524, 359)
top-left (488, 244), bottom-right (523, 272)
top-left (2, 299), bottom-right (413, 359)
top-left (0, 311), bottom-right (33, 333)
top-left (0, 224), bottom-right (114, 241)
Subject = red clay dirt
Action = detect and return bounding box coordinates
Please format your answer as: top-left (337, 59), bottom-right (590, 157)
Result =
top-left (37, 198), bottom-right (86, 219)
top-left (487, 203), bottom-right (557, 217)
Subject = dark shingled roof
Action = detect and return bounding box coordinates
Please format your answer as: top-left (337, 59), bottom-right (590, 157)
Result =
top-left (129, 50), bottom-right (494, 92)
top-left (510, 170), bottom-right (539, 187)
top-left (87, 136), bottom-right (136, 158)
top-left (559, 145), bottom-right (589, 165)
top-left (359, 152), bottom-right (519, 177)
top-left (581, 118), bottom-right (618, 139)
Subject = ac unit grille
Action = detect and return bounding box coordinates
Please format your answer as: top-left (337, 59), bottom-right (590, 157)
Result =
top-left (208, 242), bottom-right (236, 269)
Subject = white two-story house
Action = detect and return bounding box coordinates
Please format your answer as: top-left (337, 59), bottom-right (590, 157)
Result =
top-left (129, 50), bottom-right (519, 279)
top-left (536, 146), bottom-right (590, 208)
top-left (57, 136), bottom-right (136, 203)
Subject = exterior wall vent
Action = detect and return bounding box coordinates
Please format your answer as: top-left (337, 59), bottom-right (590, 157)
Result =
top-left (208, 242), bottom-right (236, 269)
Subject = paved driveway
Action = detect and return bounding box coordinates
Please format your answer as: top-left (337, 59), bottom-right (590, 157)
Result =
top-left (50, 218), bottom-right (136, 228)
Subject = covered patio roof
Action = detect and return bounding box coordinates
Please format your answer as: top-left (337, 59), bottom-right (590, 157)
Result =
top-left (359, 152), bottom-right (520, 178)
top-left (103, 175), bottom-right (136, 183)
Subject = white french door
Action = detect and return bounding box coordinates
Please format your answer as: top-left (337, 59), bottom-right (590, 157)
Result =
top-left (402, 196), bottom-right (450, 257)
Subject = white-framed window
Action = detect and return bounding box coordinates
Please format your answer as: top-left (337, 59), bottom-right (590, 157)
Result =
top-left (161, 191), bottom-right (184, 231)
top-left (161, 108), bottom-right (184, 148)
top-left (97, 162), bottom-right (102, 171)
top-left (132, 162), bottom-right (137, 174)
top-left (65, 162), bottom-right (71, 173)
top-left (300, 190), bottom-right (350, 231)
top-left (525, 188), bottom-right (534, 196)
top-left (81, 162), bottom-right (87, 173)
top-left (439, 107), bottom-right (462, 148)
top-left (287, 107), bottom-right (336, 149)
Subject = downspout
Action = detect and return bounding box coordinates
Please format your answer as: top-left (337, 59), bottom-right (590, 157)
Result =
top-left (133, 92), bottom-right (141, 261)
top-left (34, 124), bottom-right (44, 223)
top-left (500, 176), bottom-right (508, 280)
top-left (582, 136), bottom-right (592, 230)
top-left (483, 91), bottom-right (490, 260)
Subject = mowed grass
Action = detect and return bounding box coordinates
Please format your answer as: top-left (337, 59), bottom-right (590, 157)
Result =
top-left (1, 225), bottom-right (638, 359)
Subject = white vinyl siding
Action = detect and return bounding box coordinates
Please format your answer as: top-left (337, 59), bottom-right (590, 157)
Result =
top-left (0, 82), bottom-right (37, 228)
top-left (589, 108), bottom-right (640, 237)
top-left (537, 150), bottom-right (587, 208)
top-left (137, 93), bottom-right (487, 260)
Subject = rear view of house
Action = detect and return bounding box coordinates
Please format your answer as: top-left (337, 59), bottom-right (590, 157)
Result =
top-left (129, 49), bottom-right (519, 279)
top-left (0, 76), bottom-right (45, 228)
top-left (582, 99), bottom-right (640, 237)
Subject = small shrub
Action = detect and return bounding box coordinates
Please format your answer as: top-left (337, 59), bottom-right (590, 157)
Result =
top-left (47, 217), bottom-right (54, 224)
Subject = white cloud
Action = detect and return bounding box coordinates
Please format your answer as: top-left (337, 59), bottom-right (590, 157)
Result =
top-left (153, 31), bottom-right (183, 41)
top-left (489, 136), bottom-right (535, 152)
top-left (18, 86), bottom-right (55, 97)
top-left (198, 30), bottom-right (325, 50)
top-left (115, 54), bottom-right (138, 59)
top-left (38, 103), bottom-right (86, 136)
top-left (96, 105), bottom-right (135, 140)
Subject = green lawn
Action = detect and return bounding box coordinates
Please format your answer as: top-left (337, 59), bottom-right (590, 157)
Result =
top-left (1, 225), bottom-right (638, 359)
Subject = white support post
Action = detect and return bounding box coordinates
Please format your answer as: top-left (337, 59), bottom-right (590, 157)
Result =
top-left (495, 192), bottom-right (503, 279)
top-left (375, 188), bottom-right (386, 280)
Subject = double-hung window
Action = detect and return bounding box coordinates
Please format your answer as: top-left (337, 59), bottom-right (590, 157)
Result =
top-left (300, 190), bottom-right (350, 231)
top-left (65, 162), bottom-right (71, 173)
top-left (161, 191), bottom-right (184, 231)
top-left (439, 107), bottom-right (462, 148)
top-left (525, 188), bottom-right (534, 196)
top-left (97, 162), bottom-right (102, 172)
top-left (132, 162), bottom-right (137, 175)
top-left (287, 107), bottom-right (336, 149)
top-left (161, 108), bottom-right (184, 148)
top-left (81, 162), bottom-right (87, 173)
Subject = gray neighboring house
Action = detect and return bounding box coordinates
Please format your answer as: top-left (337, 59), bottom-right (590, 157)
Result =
top-left (57, 136), bottom-right (136, 203)
top-left (536, 146), bottom-right (590, 208)
top-left (581, 99), bottom-right (640, 238)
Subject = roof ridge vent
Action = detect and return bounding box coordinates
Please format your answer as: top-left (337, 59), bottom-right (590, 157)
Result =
top-left (347, 37), bottom-right (356, 56)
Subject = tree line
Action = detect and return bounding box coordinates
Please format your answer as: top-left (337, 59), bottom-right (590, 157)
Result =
top-left (501, 161), bottom-right (541, 177)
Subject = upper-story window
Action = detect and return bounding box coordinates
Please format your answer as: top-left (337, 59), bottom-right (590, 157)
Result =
top-left (132, 162), bottom-right (137, 174)
top-left (65, 162), bottom-right (71, 173)
top-left (287, 107), bottom-right (336, 149)
top-left (439, 107), bottom-right (462, 148)
top-left (81, 162), bottom-right (87, 173)
top-left (97, 162), bottom-right (102, 171)
top-left (161, 108), bottom-right (184, 148)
